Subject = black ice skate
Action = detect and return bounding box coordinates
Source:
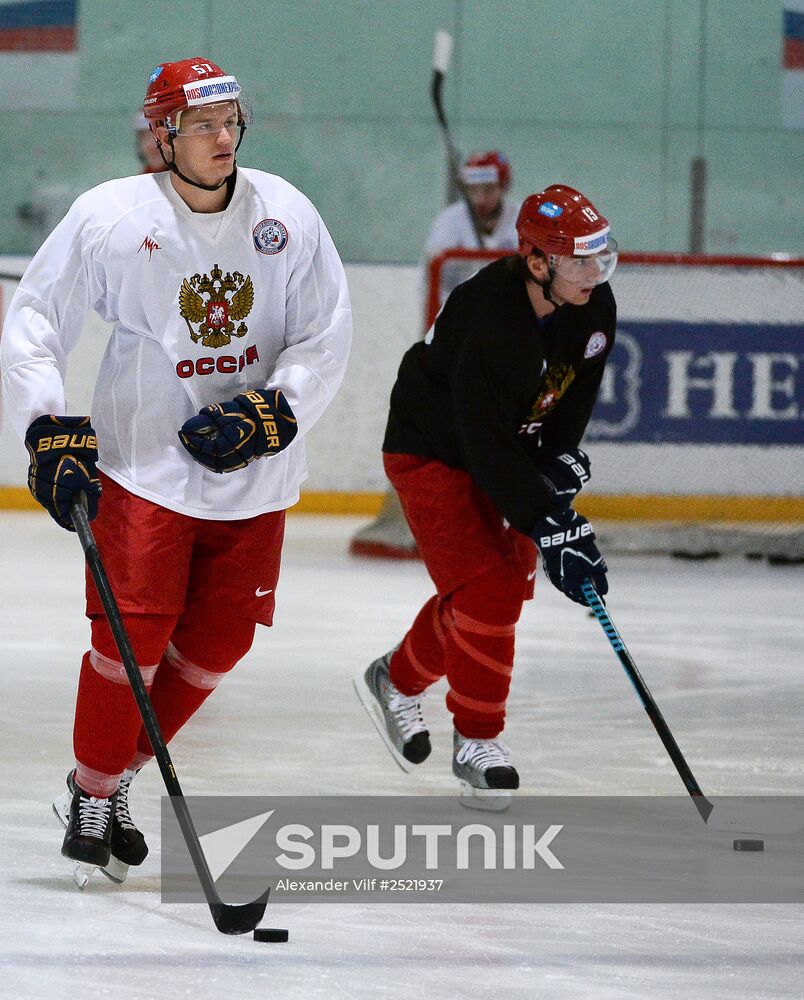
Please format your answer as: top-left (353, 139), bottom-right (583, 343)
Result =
top-left (111, 768), bottom-right (149, 869)
top-left (452, 730), bottom-right (519, 813)
top-left (53, 769), bottom-right (147, 888)
top-left (55, 772), bottom-right (115, 888)
top-left (354, 649), bottom-right (431, 772)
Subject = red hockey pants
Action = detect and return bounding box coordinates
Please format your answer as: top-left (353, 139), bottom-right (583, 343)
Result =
top-left (383, 453), bottom-right (537, 739)
top-left (72, 473), bottom-right (285, 797)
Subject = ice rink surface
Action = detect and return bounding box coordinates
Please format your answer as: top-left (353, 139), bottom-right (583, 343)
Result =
top-left (1, 511), bottom-right (802, 1000)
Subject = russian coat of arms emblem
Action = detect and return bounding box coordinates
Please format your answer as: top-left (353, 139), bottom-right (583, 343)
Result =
top-left (527, 364), bottom-right (576, 421)
top-left (179, 263), bottom-right (254, 349)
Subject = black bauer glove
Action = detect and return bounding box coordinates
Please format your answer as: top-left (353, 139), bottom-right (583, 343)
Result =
top-left (178, 387), bottom-right (298, 474)
top-left (531, 508), bottom-right (608, 606)
top-left (536, 447), bottom-right (591, 510)
top-left (25, 415), bottom-right (102, 531)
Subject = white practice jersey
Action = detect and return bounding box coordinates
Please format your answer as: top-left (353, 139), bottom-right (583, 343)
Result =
top-left (423, 196), bottom-right (520, 260)
top-left (1, 168), bottom-right (352, 520)
top-left (419, 196), bottom-right (520, 316)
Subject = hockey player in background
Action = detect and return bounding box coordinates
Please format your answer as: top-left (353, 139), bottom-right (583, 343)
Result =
top-left (355, 185), bottom-right (615, 808)
top-left (134, 109), bottom-right (168, 174)
top-left (1, 57), bottom-right (351, 884)
top-left (422, 149), bottom-right (519, 303)
top-left (350, 150), bottom-right (519, 560)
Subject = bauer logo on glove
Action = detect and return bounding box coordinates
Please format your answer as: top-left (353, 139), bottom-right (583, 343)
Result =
top-left (530, 508), bottom-right (608, 606)
top-left (535, 446), bottom-right (591, 509)
top-left (178, 387), bottom-right (298, 474)
top-left (241, 388), bottom-right (283, 448)
top-left (25, 415), bottom-right (102, 531)
top-left (536, 517), bottom-right (594, 549)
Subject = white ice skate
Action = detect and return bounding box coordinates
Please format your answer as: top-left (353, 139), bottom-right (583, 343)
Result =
top-left (453, 730), bottom-right (519, 813)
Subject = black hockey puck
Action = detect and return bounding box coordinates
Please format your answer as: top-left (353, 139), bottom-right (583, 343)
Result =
top-left (732, 839), bottom-right (764, 852)
top-left (253, 927), bottom-right (289, 943)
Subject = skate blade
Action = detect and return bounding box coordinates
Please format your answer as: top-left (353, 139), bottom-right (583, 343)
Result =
top-left (353, 675), bottom-right (415, 774)
top-left (72, 862), bottom-right (96, 890)
top-left (53, 792), bottom-right (129, 885)
top-left (99, 855), bottom-right (129, 884)
top-left (457, 781), bottom-right (512, 813)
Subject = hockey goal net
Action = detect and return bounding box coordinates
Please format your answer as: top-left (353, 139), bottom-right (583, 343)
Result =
top-left (426, 249), bottom-right (804, 562)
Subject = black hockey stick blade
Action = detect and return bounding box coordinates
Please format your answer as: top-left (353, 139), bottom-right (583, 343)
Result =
top-left (211, 890), bottom-right (271, 935)
top-left (167, 793), bottom-right (273, 935)
top-left (431, 30), bottom-right (452, 130)
top-left (70, 497), bottom-right (276, 934)
top-left (431, 72), bottom-right (447, 130)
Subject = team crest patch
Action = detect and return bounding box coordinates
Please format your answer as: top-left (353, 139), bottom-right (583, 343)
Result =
top-left (584, 331), bottom-right (608, 359)
top-left (253, 219), bottom-right (289, 255)
top-left (526, 364), bottom-right (576, 421)
top-left (179, 263), bottom-right (254, 349)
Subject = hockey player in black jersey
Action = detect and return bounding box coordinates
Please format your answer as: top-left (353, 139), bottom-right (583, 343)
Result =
top-left (356, 184), bottom-right (617, 807)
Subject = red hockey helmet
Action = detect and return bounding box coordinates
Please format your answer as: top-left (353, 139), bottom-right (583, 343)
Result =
top-left (143, 57), bottom-right (246, 128)
top-left (516, 185), bottom-right (611, 257)
top-left (460, 151), bottom-right (511, 190)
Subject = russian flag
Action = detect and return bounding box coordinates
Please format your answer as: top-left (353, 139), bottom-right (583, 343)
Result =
top-left (782, 4), bottom-right (804, 128)
top-left (0, 0), bottom-right (77, 107)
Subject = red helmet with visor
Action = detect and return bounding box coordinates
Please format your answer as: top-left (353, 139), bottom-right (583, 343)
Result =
top-left (141, 57), bottom-right (250, 191)
top-left (516, 185), bottom-right (617, 284)
top-left (143, 57), bottom-right (248, 131)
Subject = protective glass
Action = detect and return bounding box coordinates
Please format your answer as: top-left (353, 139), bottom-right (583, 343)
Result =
top-left (550, 238), bottom-right (618, 286)
top-left (172, 98), bottom-right (252, 138)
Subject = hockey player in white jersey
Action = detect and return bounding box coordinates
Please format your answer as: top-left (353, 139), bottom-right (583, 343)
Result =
top-left (350, 150), bottom-right (519, 560)
top-left (423, 150), bottom-right (519, 299)
top-left (1, 56), bottom-right (352, 886)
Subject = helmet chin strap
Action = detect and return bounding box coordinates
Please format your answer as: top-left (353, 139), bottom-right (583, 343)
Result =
top-left (523, 250), bottom-right (560, 306)
top-left (156, 125), bottom-right (246, 192)
top-left (531, 255), bottom-right (558, 305)
top-left (540, 268), bottom-right (558, 305)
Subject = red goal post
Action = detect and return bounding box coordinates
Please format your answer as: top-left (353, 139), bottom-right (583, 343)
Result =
top-left (425, 249), bottom-right (804, 561)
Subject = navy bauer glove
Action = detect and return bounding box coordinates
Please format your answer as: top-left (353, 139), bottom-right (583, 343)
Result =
top-left (531, 508), bottom-right (608, 606)
top-left (536, 447), bottom-right (591, 510)
top-left (179, 387), bottom-right (298, 474)
top-left (25, 415), bottom-right (102, 531)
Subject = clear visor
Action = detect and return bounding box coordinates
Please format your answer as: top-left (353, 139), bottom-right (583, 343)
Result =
top-left (170, 96), bottom-right (253, 138)
top-left (550, 237), bottom-right (618, 286)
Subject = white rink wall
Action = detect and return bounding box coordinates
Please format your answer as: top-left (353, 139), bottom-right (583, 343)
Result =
top-left (1, 258), bottom-right (802, 497)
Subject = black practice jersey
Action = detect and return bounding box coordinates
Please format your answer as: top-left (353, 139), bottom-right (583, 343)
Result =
top-left (383, 256), bottom-right (616, 536)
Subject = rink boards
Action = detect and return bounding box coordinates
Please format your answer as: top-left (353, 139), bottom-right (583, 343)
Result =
top-left (1, 256), bottom-right (802, 521)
